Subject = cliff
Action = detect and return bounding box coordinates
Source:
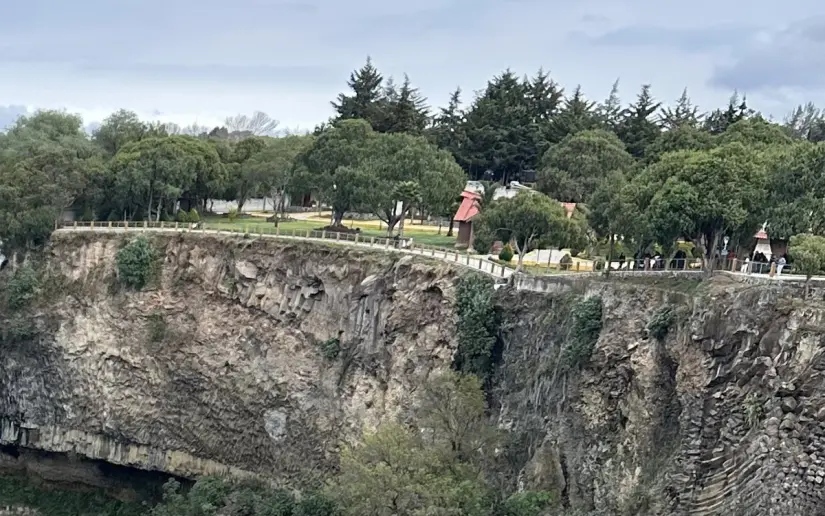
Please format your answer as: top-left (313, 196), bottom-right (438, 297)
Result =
top-left (1, 232), bottom-right (459, 484)
top-left (3, 232), bottom-right (825, 515)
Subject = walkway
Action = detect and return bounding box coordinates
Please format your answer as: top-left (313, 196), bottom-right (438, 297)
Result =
top-left (55, 221), bottom-right (514, 280)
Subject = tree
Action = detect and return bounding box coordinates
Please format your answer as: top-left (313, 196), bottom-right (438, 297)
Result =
top-left (329, 422), bottom-right (488, 516)
top-left (0, 110), bottom-right (101, 250)
top-left (417, 371), bottom-right (497, 464)
top-left (419, 155), bottom-right (466, 233)
top-left (224, 111), bottom-right (280, 136)
top-left (474, 191), bottom-right (577, 272)
top-left (718, 117), bottom-right (793, 147)
top-left (644, 124), bottom-right (715, 163)
top-left (222, 136), bottom-right (268, 212)
top-left (109, 136), bottom-right (203, 221)
top-left (660, 89), bottom-right (702, 130)
top-left (546, 85), bottom-right (600, 142)
top-left (596, 79), bottom-right (623, 130)
top-left (92, 109), bottom-right (147, 156)
top-left (332, 57), bottom-right (386, 130)
top-left (789, 233), bottom-right (825, 295)
top-left (384, 74), bottom-right (429, 135)
top-left (536, 129), bottom-right (634, 203)
top-left (587, 172), bottom-right (634, 275)
top-left (244, 135), bottom-right (315, 222)
top-left (763, 142), bottom-right (825, 241)
top-left (303, 119), bottom-right (375, 225)
top-left (633, 143), bottom-right (767, 272)
top-left (617, 84), bottom-right (661, 158)
top-left (429, 87), bottom-right (468, 168)
top-left (704, 91), bottom-right (751, 134)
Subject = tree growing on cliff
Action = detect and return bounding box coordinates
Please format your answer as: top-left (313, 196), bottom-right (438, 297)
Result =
top-left (789, 233), bottom-right (825, 295)
top-left (454, 274), bottom-right (499, 380)
top-left (116, 236), bottom-right (158, 290)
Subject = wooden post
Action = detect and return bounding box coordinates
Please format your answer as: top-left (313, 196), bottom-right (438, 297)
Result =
top-left (73, 220), bottom-right (77, 228)
top-left (546, 251), bottom-right (552, 271)
top-left (769, 263), bottom-right (777, 277)
top-left (576, 261), bottom-right (580, 272)
top-left (305, 230), bottom-right (310, 238)
top-left (370, 237), bottom-right (375, 246)
top-left (108, 221), bottom-right (112, 229)
top-left (454, 252), bottom-right (459, 262)
top-left (321, 230), bottom-right (326, 240)
top-left (143, 220), bottom-right (148, 230)
top-left (336, 232), bottom-right (340, 241)
top-left (465, 252), bottom-right (470, 265)
top-left (355, 233), bottom-right (359, 243)
top-left (175, 222), bottom-right (179, 230)
top-left (124, 221), bottom-right (129, 230)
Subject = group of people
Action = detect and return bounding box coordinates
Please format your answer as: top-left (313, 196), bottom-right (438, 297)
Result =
top-left (739, 252), bottom-right (789, 275)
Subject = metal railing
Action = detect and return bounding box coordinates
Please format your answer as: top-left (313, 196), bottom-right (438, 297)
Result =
top-left (56, 220), bottom-right (514, 280)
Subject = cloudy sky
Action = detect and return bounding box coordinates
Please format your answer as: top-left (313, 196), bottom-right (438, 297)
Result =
top-left (1, 0), bottom-right (824, 132)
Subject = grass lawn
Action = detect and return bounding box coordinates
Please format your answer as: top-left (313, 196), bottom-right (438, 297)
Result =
top-left (201, 215), bottom-right (458, 248)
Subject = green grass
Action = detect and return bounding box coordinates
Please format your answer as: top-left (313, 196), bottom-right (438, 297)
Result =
top-left (200, 216), bottom-right (458, 248)
top-left (0, 474), bottom-right (145, 516)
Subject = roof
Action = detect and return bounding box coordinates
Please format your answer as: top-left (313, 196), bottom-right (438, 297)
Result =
top-left (455, 190), bottom-right (481, 222)
top-left (755, 229), bottom-right (768, 240)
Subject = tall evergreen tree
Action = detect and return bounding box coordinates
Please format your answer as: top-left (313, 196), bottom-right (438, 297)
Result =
top-left (462, 70), bottom-right (535, 181)
top-left (526, 68), bottom-right (564, 124)
top-left (331, 57), bottom-right (386, 130)
top-left (617, 84), bottom-right (661, 158)
top-left (385, 74), bottom-right (430, 135)
top-left (597, 79), bottom-right (623, 130)
top-left (430, 87), bottom-right (468, 167)
top-left (547, 85), bottom-right (600, 142)
top-left (704, 91), bottom-right (750, 134)
top-left (660, 88), bottom-right (702, 129)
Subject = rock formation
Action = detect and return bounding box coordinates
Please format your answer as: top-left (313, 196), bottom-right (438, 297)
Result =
top-left (3, 231), bottom-right (825, 515)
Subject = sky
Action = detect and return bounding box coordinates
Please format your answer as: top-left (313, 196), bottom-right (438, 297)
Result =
top-left (2, 0), bottom-right (825, 133)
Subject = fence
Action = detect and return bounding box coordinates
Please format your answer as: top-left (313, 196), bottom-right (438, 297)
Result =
top-left (56, 220), bottom-right (514, 280)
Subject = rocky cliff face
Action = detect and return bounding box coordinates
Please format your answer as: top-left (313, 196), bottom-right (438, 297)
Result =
top-left (0, 232), bottom-right (459, 484)
top-left (3, 232), bottom-right (825, 515)
top-left (497, 276), bottom-right (825, 515)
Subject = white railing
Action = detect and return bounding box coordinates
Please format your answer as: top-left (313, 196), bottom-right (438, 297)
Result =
top-left (56, 220), bottom-right (513, 280)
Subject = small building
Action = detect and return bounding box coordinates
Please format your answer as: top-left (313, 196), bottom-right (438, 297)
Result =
top-left (454, 190), bottom-right (481, 249)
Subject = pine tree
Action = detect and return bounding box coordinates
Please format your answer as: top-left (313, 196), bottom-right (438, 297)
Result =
top-left (660, 88), bottom-right (702, 129)
top-left (331, 56), bottom-right (385, 129)
top-left (386, 74), bottom-right (430, 134)
top-left (704, 91), bottom-right (749, 134)
top-left (548, 85), bottom-right (600, 142)
top-left (617, 84), bottom-right (661, 158)
top-left (430, 87), bottom-right (467, 163)
top-left (597, 79), bottom-right (623, 130)
top-left (527, 68), bottom-right (564, 124)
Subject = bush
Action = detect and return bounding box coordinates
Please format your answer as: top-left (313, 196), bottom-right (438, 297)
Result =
top-left (188, 208), bottom-right (200, 223)
top-left (116, 236), bottom-right (159, 290)
top-left (5, 264), bottom-right (39, 310)
top-left (454, 274), bottom-right (499, 380)
top-left (176, 210), bottom-right (189, 223)
top-left (318, 338), bottom-right (340, 360)
top-left (498, 244), bottom-right (514, 262)
top-left (559, 254), bottom-right (573, 271)
top-left (647, 306), bottom-right (675, 341)
top-left (107, 211), bottom-right (120, 222)
top-left (497, 491), bottom-right (555, 516)
top-left (147, 311), bottom-right (166, 342)
top-left (561, 296), bottom-right (603, 370)
top-left (228, 207), bottom-right (239, 222)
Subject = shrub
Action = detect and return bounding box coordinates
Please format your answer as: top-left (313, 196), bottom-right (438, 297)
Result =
top-left (561, 296), bottom-right (603, 370)
top-left (116, 236), bottom-right (159, 290)
top-left (228, 207), bottom-right (239, 222)
top-left (454, 273), bottom-right (499, 380)
top-left (5, 264), bottom-right (39, 310)
top-left (176, 210), bottom-right (189, 223)
top-left (107, 211), bottom-right (120, 222)
top-left (318, 338), bottom-right (341, 360)
top-left (559, 254), bottom-right (573, 271)
top-left (188, 208), bottom-right (200, 223)
top-left (498, 244), bottom-right (514, 262)
top-left (147, 311), bottom-right (166, 342)
top-left (647, 305), bottom-right (675, 341)
top-left (498, 491), bottom-right (555, 516)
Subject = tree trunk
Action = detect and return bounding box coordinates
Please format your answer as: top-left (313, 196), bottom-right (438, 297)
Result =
top-left (447, 216), bottom-right (455, 237)
top-left (605, 234), bottom-right (615, 278)
top-left (514, 239), bottom-right (525, 273)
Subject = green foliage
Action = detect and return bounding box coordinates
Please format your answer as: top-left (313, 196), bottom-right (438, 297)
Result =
top-left (647, 305), bottom-right (676, 341)
top-left (0, 474), bottom-right (143, 516)
top-left (147, 310), bottom-right (167, 342)
top-left (228, 207), bottom-right (239, 221)
top-left (116, 236), bottom-right (159, 290)
top-left (559, 253), bottom-right (573, 271)
top-left (498, 244), bottom-right (514, 262)
top-left (188, 208), bottom-right (200, 223)
top-left (151, 477), bottom-right (336, 516)
top-left (176, 210), bottom-right (189, 223)
top-left (561, 296), bottom-right (603, 371)
top-left (1, 313), bottom-right (37, 344)
top-left (318, 337), bottom-right (341, 360)
top-left (790, 233), bottom-right (825, 280)
top-left (4, 263), bottom-right (40, 310)
top-left (744, 393), bottom-right (764, 429)
top-left (474, 192), bottom-right (582, 271)
top-left (497, 491), bottom-right (555, 516)
top-left (454, 274), bottom-right (499, 380)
